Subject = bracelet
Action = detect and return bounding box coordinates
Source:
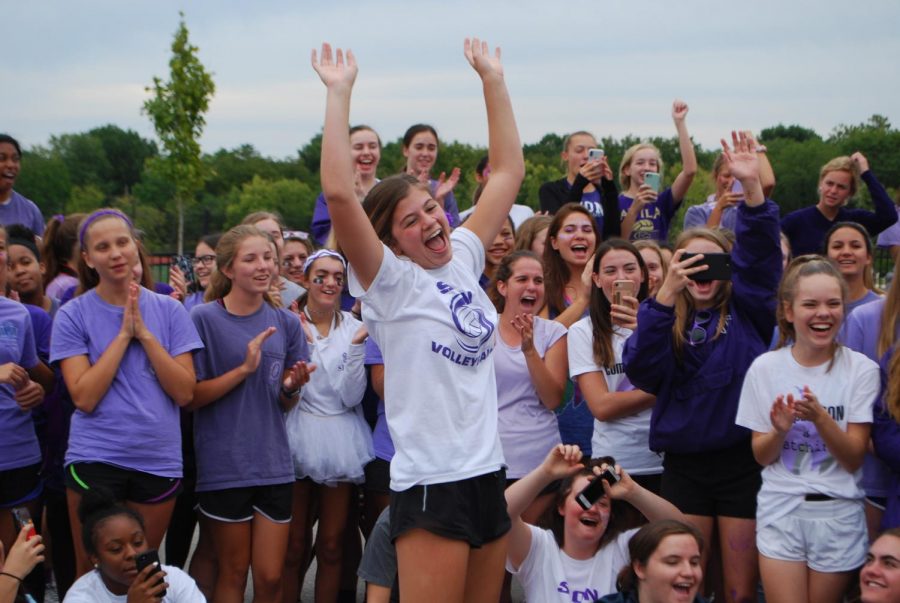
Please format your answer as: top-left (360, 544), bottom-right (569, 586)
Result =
top-left (0, 572), bottom-right (22, 582)
top-left (281, 386), bottom-right (300, 398)
top-left (754, 145), bottom-right (767, 153)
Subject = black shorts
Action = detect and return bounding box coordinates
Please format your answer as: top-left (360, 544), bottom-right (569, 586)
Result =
top-left (390, 469), bottom-right (510, 547)
top-left (0, 463), bottom-right (43, 508)
top-left (506, 477), bottom-right (562, 498)
top-left (631, 472), bottom-right (663, 496)
top-left (65, 462), bottom-right (182, 505)
top-left (364, 458), bottom-right (391, 495)
top-left (662, 443), bottom-right (761, 519)
top-left (197, 483), bottom-right (293, 524)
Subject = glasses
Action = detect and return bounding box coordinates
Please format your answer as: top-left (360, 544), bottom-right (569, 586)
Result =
top-left (191, 255), bottom-right (216, 267)
top-left (688, 310), bottom-right (713, 346)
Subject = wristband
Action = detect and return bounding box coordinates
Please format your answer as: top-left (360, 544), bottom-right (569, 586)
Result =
top-left (0, 572), bottom-right (22, 582)
top-left (754, 145), bottom-right (767, 153)
top-left (281, 385), bottom-right (300, 398)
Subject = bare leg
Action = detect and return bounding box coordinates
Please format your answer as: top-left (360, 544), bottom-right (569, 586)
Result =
top-left (314, 483), bottom-right (353, 602)
top-left (250, 512), bottom-right (290, 603)
top-left (128, 498), bottom-right (176, 551)
top-left (463, 533), bottom-right (508, 603)
top-left (65, 489), bottom-right (92, 578)
top-left (808, 568), bottom-right (855, 603)
top-left (188, 514), bottom-right (217, 600)
top-left (759, 556), bottom-right (807, 603)
top-left (210, 518), bottom-right (252, 603)
top-left (396, 529), bottom-right (469, 602)
top-left (717, 516), bottom-right (759, 603)
top-left (282, 480), bottom-right (313, 603)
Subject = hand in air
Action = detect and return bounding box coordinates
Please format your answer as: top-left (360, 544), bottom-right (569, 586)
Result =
top-left (721, 130), bottom-right (759, 183)
top-left (311, 43), bottom-right (358, 90)
top-left (464, 37), bottom-right (504, 79)
top-left (672, 99), bottom-right (689, 122)
top-left (540, 444), bottom-right (584, 481)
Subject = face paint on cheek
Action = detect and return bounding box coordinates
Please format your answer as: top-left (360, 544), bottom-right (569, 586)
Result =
top-left (312, 276), bottom-right (324, 285)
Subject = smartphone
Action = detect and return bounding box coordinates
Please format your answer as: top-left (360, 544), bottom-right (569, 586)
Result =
top-left (134, 550), bottom-right (166, 597)
top-left (11, 507), bottom-right (36, 541)
top-left (681, 252), bottom-right (732, 282)
top-left (588, 148), bottom-right (605, 162)
top-left (643, 172), bottom-right (661, 193)
top-left (613, 280), bottom-right (635, 306)
top-left (576, 468), bottom-right (620, 510)
top-left (172, 255), bottom-right (195, 287)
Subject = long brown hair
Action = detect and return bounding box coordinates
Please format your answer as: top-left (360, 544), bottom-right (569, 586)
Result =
top-left (589, 239), bottom-right (649, 368)
top-left (362, 174), bottom-right (431, 249)
top-left (616, 520), bottom-right (705, 594)
top-left (543, 204), bottom-right (596, 318)
top-left (204, 225), bottom-right (276, 306)
top-left (671, 228), bottom-right (734, 358)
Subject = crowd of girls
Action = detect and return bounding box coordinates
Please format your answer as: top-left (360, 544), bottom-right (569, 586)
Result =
top-left (2, 36), bottom-right (900, 603)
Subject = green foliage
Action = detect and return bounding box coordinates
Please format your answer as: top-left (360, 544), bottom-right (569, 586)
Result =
top-left (224, 176), bottom-right (317, 232)
top-left (760, 124), bottom-right (822, 143)
top-left (15, 148), bottom-right (71, 215)
top-left (67, 184), bottom-right (106, 213)
top-left (142, 12), bottom-right (215, 253)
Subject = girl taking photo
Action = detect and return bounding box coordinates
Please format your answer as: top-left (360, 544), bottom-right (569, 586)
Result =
top-left (313, 37), bottom-right (524, 602)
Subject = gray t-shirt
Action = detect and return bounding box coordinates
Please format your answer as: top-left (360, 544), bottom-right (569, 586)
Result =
top-left (358, 507), bottom-right (398, 602)
top-left (190, 300), bottom-right (308, 491)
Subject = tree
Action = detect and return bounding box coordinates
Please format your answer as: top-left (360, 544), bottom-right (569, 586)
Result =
top-left (143, 12), bottom-right (215, 254)
top-left (759, 124), bottom-right (822, 143)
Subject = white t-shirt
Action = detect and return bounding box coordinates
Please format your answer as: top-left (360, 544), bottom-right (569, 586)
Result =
top-left (509, 524), bottom-right (637, 602)
top-left (296, 310), bottom-right (366, 416)
top-left (63, 565), bottom-right (206, 602)
top-left (568, 318), bottom-right (662, 475)
top-left (349, 227), bottom-right (505, 490)
top-left (494, 316), bottom-right (566, 479)
top-left (736, 346), bottom-right (879, 528)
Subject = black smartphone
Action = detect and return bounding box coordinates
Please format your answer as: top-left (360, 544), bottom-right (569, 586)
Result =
top-left (681, 252), bottom-right (732, 282)
top-left (575, 468), bottom-right (619, 510)
top-left (134, 549), bottom-right (166, 597)
top-left (172, 255), bottom-right (196, 287)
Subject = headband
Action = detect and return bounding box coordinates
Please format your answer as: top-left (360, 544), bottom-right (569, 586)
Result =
top-left (303, 249), bottom-right (346, 274)
top-left (79, 210), bottom-right (134, 249)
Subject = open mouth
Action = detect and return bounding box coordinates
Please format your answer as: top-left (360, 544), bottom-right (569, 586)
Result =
top-left (579, 515), bottom-right (600, 527)
top-left (425, 228), bottom-right (447, 253)
top-left (673, 582), bottom-right (695, 596)
top-left (809, 322), bottom-right (833, 334)
top-left (519, 295), bottom-right (538, 311)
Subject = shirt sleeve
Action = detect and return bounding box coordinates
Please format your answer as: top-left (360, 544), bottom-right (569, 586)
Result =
top-left (49, 304), bottom-right (88, 364)
top-left (568, 320), bottom-right (602, 379)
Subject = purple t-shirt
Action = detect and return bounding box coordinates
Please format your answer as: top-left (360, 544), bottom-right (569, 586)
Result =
top-left (364, 337), bottom-right (394, 461)
top-left (0, 191), bottom-right (45, 235)
top-left (618, 188), bottom-right (677, 242)
top-left (50, 288), bottom-right (203, 477)
top-left (191, 301), bottom-right (309, 491)
top-left (0, 297), bottom-right (40, 471)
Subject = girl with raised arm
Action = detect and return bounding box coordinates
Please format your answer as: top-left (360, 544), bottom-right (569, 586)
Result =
top-left (623, 132), bottom-right (781, 602)
top-left (312, 37), bottom-right (524, 602)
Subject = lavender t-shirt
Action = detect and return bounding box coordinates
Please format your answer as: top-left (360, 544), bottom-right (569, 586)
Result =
top-left (191, 301), bottom-right (308, 491)
top-left (50, 288), bottom-right (203, 477)
top-left (0, 297), bottom-right (40, 471)
top-left (364, 337), bottom-right (394, 461)
top-left (0, 191), bottom-right (45, 236)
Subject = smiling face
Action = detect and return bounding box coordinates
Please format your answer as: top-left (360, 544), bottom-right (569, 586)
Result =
top-left (253, 218), bottom-right (284, 254)
top-left (818, 170), bottom-right (854, 210)
top-left (0, 142), bottom-right (20, 196)
top-left (626, 148), bottom-right (661, 189)
top-left (82, 217), bottom-right (139, 285)
top-left (827, 226), bottom-right (871, 280)
top-left (90, 515), bottom-right (148, 596)
top-left (486, 220), bottom-right (514, 269)
top-left (714, 165), bottom-right (735, 195)
top-left (9, 244), bottom-right (44, 297)
top-left (861, 534), bottom-right (900, 603)
top-left (594, 248), bottom-right (644, 303)
top-left (681, 238), bottom-right (725, 309)
top-left (640, 247), bottom-right (665, 296)
top-left (351, 128), bottom-right (381, 177)
top-left (530, 227), bottom-right (549, 257)
top-left (496, 256), bottom-right (544, 316)
top-left (303, 256), bottom-right (344, 311)
top-left (784, 272), bottom-right (844, 353)
top-left (281, 239), bottom-right (310, 285)
top-left (560, 475), bottom-right (611, 552)
top-left (551, 212), bottom-right (596, 269)
top-left (223, 235), bottom-right (276, 297)
top-left (390, 186), bottom-right (452, 269)
top-left (634, 534), bottom-right (703, 603)
top-left (403, 131), bottom-right (438, 176)
top-left (562, 134), bottom-right (597, 178)
top-left (193, 241), bottom-right (216, 288)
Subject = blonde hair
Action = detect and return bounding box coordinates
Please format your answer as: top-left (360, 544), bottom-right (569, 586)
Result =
top-left (775, 256), bottom-right (848, 364)
top-left (671, 228), bottom-right (733, 358)
top-left (560, 131), bottom-right (597, 169)
top-left (633, 240), bottom-right (669, 280)
top-left (619, 143), bottom-right (663, 191)
top-left (204, 225), bottom-right (276, 306)
top-left (819, 156), bottom-right (860, 198)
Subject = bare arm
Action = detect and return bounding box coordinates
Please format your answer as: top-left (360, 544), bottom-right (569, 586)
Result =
top-left (515, 319), bottom-right (567, 410)
top-left (794, 387), bottom-right (869, 472)
top-left (313, 44), bottom-right (383, 290)
top-left (577, 371), bottom-right (656, 421)
top-left (458, 38), bottom-right (525, 249)
top-left (669, 101), bottom-right (697, 202)
top-left (60, 335), bottom-right (131, 413)
top-left (187, 327), bottom-right (275, 411)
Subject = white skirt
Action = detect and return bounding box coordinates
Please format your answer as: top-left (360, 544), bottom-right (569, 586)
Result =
top-left (285, 405), bottom-right (374, 486)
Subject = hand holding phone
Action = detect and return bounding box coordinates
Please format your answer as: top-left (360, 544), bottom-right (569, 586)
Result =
top-left (11, 507), bottom-right (36, 541)
top-left (134, 549), bottom-right (167, 598)
top-left (575, 467), bottom-right (620, 510)
top-left (681, 252), bottom-right (732, 282)
top-left (588, 148), bottom-right (605, 162)
top-left (612, 280), bottom-right (636, 307)
top-left (643, 172), bottom-right (661, 193)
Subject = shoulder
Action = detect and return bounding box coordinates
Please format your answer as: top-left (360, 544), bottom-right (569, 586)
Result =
top-left (568, 316), bottom-right (592, 338)
top-left (837, 346), bottom-right (880, 374)
top-left (63, 570), bottom-right (105, 600)
top-left (0, 296), bottom-right (32, 321)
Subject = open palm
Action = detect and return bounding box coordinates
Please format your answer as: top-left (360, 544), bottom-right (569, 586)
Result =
top-left (464, 37), bottom-right (503, 78)
top-left (311, 43), bottom-right (357, 89)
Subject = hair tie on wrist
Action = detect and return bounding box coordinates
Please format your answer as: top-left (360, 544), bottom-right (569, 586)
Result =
top-left (0, 571), bottom-right (23, 582)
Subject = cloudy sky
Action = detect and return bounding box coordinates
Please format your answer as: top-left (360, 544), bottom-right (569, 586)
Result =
top-left (8, 1), bottom-right (900, 158)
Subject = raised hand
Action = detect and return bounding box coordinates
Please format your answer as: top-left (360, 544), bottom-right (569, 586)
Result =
top-left (510, 313), bottom-right (535, 353)
top-left (672, 99), bottom-right (689, 122)
top-left (770, 395), bottom-right (795, 434)
top-left (434, 167), bottom-right (461, 203)
top-left (540, 444), bottom-right (584, 480)
top-left (311, 43), bottom-right (358, 90)
top-left (464, 37), bottom-right (503, 78)
top-left (721, 130), bottom-right (759, 183)
top-left (168, 264), bottom-right (187, 301)
top-left (851, 151), bottom-right (870, 174)
top-left (656, 249), bottom-right (708, 307)
top-left (242, 327), bottom-right (276, 374)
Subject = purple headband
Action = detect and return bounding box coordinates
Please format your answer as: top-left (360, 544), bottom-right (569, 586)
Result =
top-left (302, 249), bottom-right (346, 274)
top-left (79, 210), bottom-right (134, 249)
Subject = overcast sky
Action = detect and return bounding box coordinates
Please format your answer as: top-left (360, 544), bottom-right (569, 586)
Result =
top-left (8, 1), bottom-right (900, 159)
